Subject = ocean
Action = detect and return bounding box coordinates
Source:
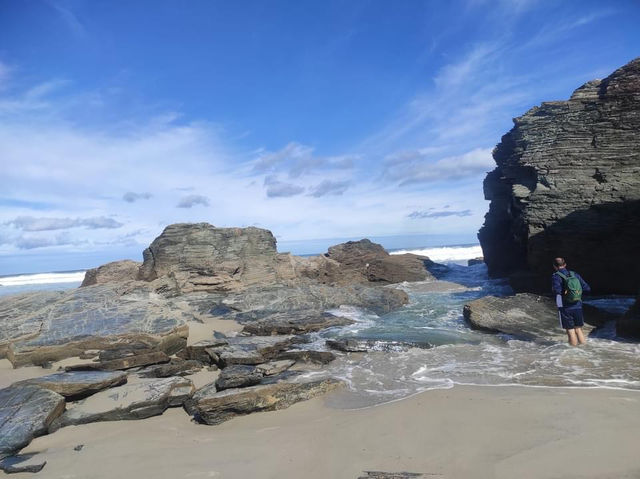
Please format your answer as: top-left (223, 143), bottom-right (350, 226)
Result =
top-left (1, 240), bottom-right (637, 407)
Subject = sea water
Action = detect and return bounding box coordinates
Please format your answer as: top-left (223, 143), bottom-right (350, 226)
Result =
top-left (2, 242), bottom-right (638, 408)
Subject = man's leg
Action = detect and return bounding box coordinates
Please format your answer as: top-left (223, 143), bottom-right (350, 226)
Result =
top-left (574, 327), bottom-right (586, 345)
top-left (566, 329), bottom-right (578, 346)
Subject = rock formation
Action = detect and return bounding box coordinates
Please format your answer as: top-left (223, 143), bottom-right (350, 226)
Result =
top-left (478, 57), bottom-right (640, 294)
top-left (80, 260), bottom-right (141, 287)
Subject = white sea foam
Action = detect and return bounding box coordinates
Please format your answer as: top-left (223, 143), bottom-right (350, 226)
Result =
top-left (390, 245), bottom-right (483, 262)
top-left (0, 271), bottom-right (86, 286)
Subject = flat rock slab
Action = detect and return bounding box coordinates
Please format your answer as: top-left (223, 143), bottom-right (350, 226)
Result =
top-left (65, 351), bottom-right (170, 372)
top-left (0, 453), bottom-right (47, 474)
top-left (50, 377), bottom-right (194, 431)
top-left (0, 385), bottom-right (65, 458)
top-left (16, 371), bottom-right (127, 399)
top-left (255, 359), bottom-right (295, 376)
top-left (239, 311), bottom-right (354, 335)
top-left (359, 472), bottom-right (425, 478)
top-left (215, 365), bottom-right (263, 391)
top-left (209, 335), bottom-right (304, 366)
top-left (326, 338), bottom-right (432, 353)
top-left (463, 293), bottom-right (595, 341)
top-left (276, 350), bottom-right (336, 364)
top-left (185, 377), bottom-right (341, 425)
top-left (138, 359), bottom-right (203, 378)
top-left (1, 283), bottom-right (189, 367)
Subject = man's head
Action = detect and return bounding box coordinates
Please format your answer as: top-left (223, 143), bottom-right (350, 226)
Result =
top-left (553, 257), bottom-right (566, 271)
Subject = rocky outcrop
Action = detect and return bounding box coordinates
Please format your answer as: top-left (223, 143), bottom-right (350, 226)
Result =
top-left (80, 260), bottom-right (141, 287)
top-left (463, 293), bottom-right (615, 341)
top-left (50, 377), bottom-right (195, 431)
top-left (137, 223), bottom-right (280, 293)
top-left (239, 311), bottom-right (354, 335)
top-left (16, 371), bottom-right (127, 399)
top-left (184, 377), bottom-right (341, 425)
top-left (0, 385), bottom-right (65, 458)
top-left (478, 58), bottom-right (640, 294)
top-left (1, 283), bottom-right (189, 367)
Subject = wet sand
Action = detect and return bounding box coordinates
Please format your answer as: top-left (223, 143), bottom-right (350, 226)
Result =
top-left (9, 385), bottom-right (640, 479)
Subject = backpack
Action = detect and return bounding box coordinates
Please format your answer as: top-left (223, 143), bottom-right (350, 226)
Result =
top-left (555, 271), bottom-right (582, 303)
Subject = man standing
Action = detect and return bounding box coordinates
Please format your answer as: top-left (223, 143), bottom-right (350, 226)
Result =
top-left (552, 257), bottom-right (591, 346)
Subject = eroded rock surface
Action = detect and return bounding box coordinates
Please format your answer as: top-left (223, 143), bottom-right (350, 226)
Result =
top-left (0, 385), bottom-right (65, 458)
top-left (239, 311), bottom-right (354, 335)
top-left (479, 58), bottom-right (640, 294)
top-left (185, 377), bottom-right (341, 425)
top-left (1, 283), bottom-right (189, 367)
top-left (80, 260), bottom-right (141, 287)
top-left (17, 371), bottom-right (127, 399)
top-left (50, 377), bottom-right (195, 431)
top-left (463, 293), bottom-right (603, 341)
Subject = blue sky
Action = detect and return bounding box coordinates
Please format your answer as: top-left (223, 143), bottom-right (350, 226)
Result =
top-left (0, 0), bottom-right (639, 274)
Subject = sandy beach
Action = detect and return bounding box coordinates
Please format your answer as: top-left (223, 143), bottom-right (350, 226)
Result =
top-left (7, 384), bottom-right (639, 479)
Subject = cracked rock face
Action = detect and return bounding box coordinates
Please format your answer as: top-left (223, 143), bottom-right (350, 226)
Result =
top-left (50, 376), bottom-right (195, 431)
top-left (137, 223), bottom-right (280, 293)
top-left (478, 58), bottom-right (640, 294)
top-left (0, 283), bottom-right (189, 367)
top-left (0, 385), bottom-right (65, 458)
top-left (16, 371), bottom-right (127, 399)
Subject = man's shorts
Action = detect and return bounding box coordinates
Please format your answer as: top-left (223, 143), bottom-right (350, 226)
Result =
top-left (559, 305), bottom-right (584, 329)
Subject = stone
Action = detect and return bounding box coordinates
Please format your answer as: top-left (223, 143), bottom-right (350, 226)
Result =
top-left (0, 385), bottom-right (65, 459)
top-left (209, 335), bottom-right (304, 367)
top-left (215, 365), bottom-right (263, 390)
top-left (137, 359), bottom-right (203, 378)
top-left (66, 351), bottom-right (170, 372)
top-left (468, 257), bottom-right (484, 266)
top-left (137, 223), bottom-right (280, 293)
top-left (239, 311), bottom-right (354, 335)
top-left (16, 371), bottom-right (127, 399)
top-left (185, 377), bottom-right (341, 425)
top-left (1, 283), bottom-right (189, 367)
top-left (50, 377), bottom-right (195, 431)
top-left (478, 58), bottom-right (640, 294)
top-left (182, 339), bottom-right (229, 364)
top-left (276, 350), bottom-right (336, 364)
top-left (255, 359), bottom-right (295, 376)
top-left (325, 338), bottom-right (430, 352)
top-left (617, 294), bottom-right (640, 340)
top-left (0, 454), bottom-right (47, 474)
top-left (222, 282), bottom-right (408, 317)
top-left (462, 293), bottom-right (603, 341)
top-left (80, 260), bottom-right (141, 287)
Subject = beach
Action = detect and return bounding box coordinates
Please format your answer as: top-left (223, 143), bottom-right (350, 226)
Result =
top-left (8, 384), bottom-right (640, 479)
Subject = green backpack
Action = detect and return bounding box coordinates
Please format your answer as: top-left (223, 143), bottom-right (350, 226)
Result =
top-left (555, 271), bottom-right (583, 303)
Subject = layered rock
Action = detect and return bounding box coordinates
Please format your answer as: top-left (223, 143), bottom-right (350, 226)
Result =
top-left (137, 223), bottom-right (280, 293)
top-left (80, 260), bottom-right (141, 287)
top-left (463, 293), bottom-right (615, 341)
top-left (185, 377), bottom-right (341, 425)
top-left (16, 371), bottom-right (127, 399)
top-left (50, 377), bottom-right (195, 431)
top-left (478, 58), bottom-right (640, 294)
top-left (0, 385), bottom-right (65, 458)
top-left (1, 283), bottom-right (189, 367)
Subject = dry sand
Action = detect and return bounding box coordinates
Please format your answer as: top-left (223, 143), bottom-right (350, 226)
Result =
top-left (8, 385), bottom-right (640, 479)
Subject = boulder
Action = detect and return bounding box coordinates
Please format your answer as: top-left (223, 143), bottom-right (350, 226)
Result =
top-left (1, 283), bottom-right (189, 367)
top-left (617, 294), bottom-right (640, 339)
top-left (80, 260), bottom-right (141, 287)
top-left (181, 338), bottom-right (229, 364)
top-left (185, 377), bottom-right (341, 425)
top-left (208, 335), bottom-right (304, 367)
top-left (0, 385), bottom-right (65, 458)
top-left (276, 350), bottom-right (336, 364)
top-left (326, 338), bottom-right (431, 353)
top-left (215, 365), bottom-right (264, 391)
top-left (463, 293), bottom-right (600, 341)
top-left (137, 223), bottom-right (280, 293)
top-left (50, 377), bottom-right (195, 431)
top-left (468, 257), bottom-right (484, 266)
top-left (16, 371), bottom-right (127, 399)
top-left (239, 311), bottom-right (354, 335)
top-left (478, 58), bottom-right (640, 294)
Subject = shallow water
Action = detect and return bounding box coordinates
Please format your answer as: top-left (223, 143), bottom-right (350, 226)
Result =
top-left (300, 263), bottom-right (639, 409)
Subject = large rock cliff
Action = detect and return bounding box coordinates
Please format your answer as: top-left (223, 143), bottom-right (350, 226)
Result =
top-left (479, 57), bottom-right (640, 294)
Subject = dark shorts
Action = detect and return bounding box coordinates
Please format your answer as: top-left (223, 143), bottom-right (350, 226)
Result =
top-left (559, 305), bottom-right (584, 330)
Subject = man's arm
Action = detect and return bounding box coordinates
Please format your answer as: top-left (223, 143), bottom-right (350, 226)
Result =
top-left (551, 273), bottom-right (563, 295)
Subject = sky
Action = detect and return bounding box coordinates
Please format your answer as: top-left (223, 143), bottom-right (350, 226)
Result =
top-left (0, 0), bottom-right (639, 274)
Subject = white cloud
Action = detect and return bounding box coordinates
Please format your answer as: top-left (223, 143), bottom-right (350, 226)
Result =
top-left (176, 195), bottom-right (210, 208)
top-left (7, 216), bottom-right (123, 231)
top-left (253, 142), bottom-right (357, 178)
